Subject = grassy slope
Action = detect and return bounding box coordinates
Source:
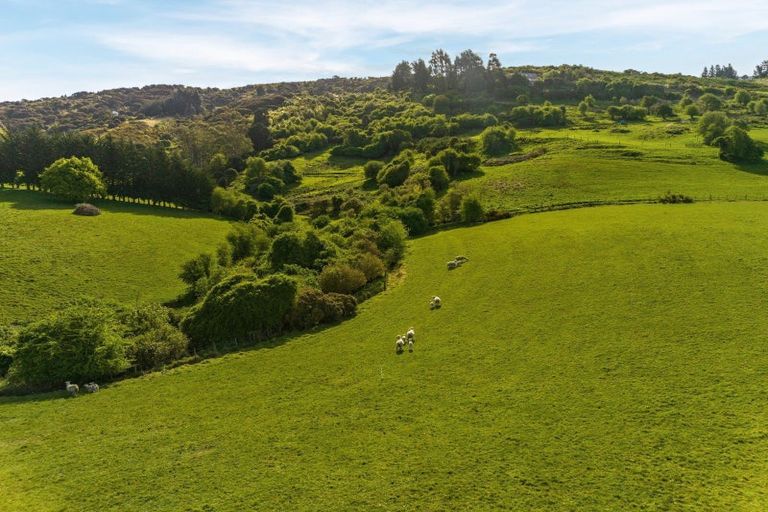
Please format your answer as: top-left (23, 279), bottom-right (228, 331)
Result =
top-left (0, 190), bottom-right (231, 323)
top-left (463, 122), bottom-right (768, 211)
top-left (2, 202), bottom-right (767, 511)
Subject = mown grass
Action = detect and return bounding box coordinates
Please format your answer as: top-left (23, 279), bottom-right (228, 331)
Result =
top-left (0, 190), bottom-right (232, 323)
top-left (2, 202), bottom-right (767, 511)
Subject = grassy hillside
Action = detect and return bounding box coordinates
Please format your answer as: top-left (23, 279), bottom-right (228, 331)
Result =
top-left (462, 123), bottom-right (768, 212)
top-left (2, 202), bottom-right (767, 511)
top-left (0, 190), bottom-right (231, 323)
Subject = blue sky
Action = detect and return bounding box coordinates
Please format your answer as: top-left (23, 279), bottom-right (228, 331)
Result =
top-left (2, 0), bottom-right (768, 101)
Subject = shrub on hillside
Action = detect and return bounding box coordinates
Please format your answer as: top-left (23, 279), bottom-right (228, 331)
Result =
top-left (377, 159), bottom-right (411, 187)
top-left (353, 253), bottom-right (387, 281)
top-left (397, 206), bottom-right (430, 235)
top-left (318, 264), bottom-right (367, 295)
top-left (121, 304), bottom-right (188, 371)
top-left (376, 219), bottom-right (408, 265)
top-left (8, 301), bottom-right (130, 389)
top-left (716, 126), bottom-right (764, 163)
top-left (480, 126), bottom-right (517, 156)
top-left (363, 161), bottom-right (385, 181)
top-left (430, 149), bottom-right (481, 178)
top-left (461, 195), bottom-right (485, 223)
top-left (181, 273), bottom-right (298, 349)
top-left (697, 111), bottom-right (731, 145)
top-left (226, 224), bottom-right (270, 262)
top-left (428, 165), bottom-right (450, 191)
top-left (290, 288), bottom-right (357, 330)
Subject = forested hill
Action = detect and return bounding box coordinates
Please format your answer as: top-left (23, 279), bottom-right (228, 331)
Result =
top-left (0, 76), bottom-right (388, 133)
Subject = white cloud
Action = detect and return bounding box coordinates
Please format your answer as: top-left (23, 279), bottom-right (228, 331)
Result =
top-left (97, 31), bottom-right (360, 74)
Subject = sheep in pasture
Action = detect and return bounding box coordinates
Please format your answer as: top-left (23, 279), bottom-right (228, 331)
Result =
top-left (65, 381), bottom-right (79, 397)
top-left (84, 382), bottom-right (100, 393)
top-left (447, 260), bottom-right (458, 270)
top-left (430, 296), bottom-right (442, 309)
top-left (406, 328), bottom-right (415, 342)
top-left (455, 255), bottom-right (468, 263)
top-left (395, 336), bottom-right (405, 354)
top-left (408, 339), bottom-right (414, 352)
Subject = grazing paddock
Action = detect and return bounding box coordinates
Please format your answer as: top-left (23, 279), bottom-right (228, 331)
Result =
top-left (1, 202), bottom-right (767, 511)
top-left (0, 190), bottom-right (231, 323)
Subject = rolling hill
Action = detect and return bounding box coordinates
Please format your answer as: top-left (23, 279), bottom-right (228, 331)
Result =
top-left (0, 190), bottom-right (231, 323)
top-left (2, 202), bottom-right (767, 511)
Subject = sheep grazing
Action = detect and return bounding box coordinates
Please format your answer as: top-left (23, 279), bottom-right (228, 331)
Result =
top-left (408, 339), bottom-right (414, 352)
top-left (406, 328), bottom-right (415, 342)
top-left (447, 260), bottom-right (459, 270)
top-left (430, 296), bottom-right (442, 309)
top-left (455, 255), bottom-right (468, 263)
top-left (65, 381), bottom-right (79, 397)
top-left (84, 382), bottom-right (100, 393)
top-left (395, 336), bottom-right (405, 354)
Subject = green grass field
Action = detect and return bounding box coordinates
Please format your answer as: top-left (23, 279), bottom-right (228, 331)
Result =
top-left (0, 190), bottom-right (232, 323)
top-left (2, 202), bottom-right (767, 511)
top-left (462, 122), bottom-right (768, 212)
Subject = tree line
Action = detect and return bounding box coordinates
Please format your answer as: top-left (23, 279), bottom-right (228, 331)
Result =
top-left (0, 128), bottom-right (213, 209)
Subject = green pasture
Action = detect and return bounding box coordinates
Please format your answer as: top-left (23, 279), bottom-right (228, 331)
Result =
top-left (2, 202), bottom-right (767, 511)
top-left (0, 190), bottom-right (231, 323)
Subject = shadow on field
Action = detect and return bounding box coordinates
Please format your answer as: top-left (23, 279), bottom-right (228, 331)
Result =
top-left (1, 189), bottom-right (224, 220)
top-left (733, 161), bottom-right (768, 177)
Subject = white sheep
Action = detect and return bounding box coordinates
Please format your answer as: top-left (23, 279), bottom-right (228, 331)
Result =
top-left (455, 255), bottom-right (468, 262)
top-left (408, 339), bottom-right (414, 352)
top-left (406, 328), bottom-right (415, 342)
top-left (395, 336), bottom-right (405, 353)
top-left (84, 382), bottom-right (100, 393)
top-left (430, 296), bottom-right (442, 309)
top-left (65, 381), bottom-right (79, 397)
top-left (447, 260), bottom-right (458, 270)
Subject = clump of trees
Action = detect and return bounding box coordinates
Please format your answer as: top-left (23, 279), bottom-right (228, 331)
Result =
top-left (5, 300), bottom-right (189, 390)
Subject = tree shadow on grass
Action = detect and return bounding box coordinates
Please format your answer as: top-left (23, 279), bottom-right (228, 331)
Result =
top-left (1, 189), bottom-right (228, 221)
top-left (732, 160), bottom-right (768, 177)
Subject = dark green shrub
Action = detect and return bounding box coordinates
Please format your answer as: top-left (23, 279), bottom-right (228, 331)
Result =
top-left (376, 219), bottom-right (407, 265)
top-left (290, 289), bottom-right (357, 330)
top-left (480, 126), bottom-right (516, 155)
top-left (364, 160), bottom-right (385, 181)
top-left (428, 166), bottom-right (450, 191)
top-left (461, 195), bottom-right (485, 223)
top-left (8, 302), bottom-right (129, 389)
top-left (268, 232), bottom-right (305, 268)
top-left (716, 126), bottom-right (764, 162)
top-left (181, 273), bottom-right (298, 348)
top-left (353, 253), bottom-right (386, 281)
top-left (121, 304), bottom-right (188, 371)
top-left (430, 149), bottom-right (481, 178)
top-left (397, 207), bottom-right (430, 235)
top-left (699, 93), bottom-right (722, 111)
top-left (226, 224), bottom-right (269, 262)
top-left (697, 111), bottom-right (731, 145)
top-left (319, 264), bottom-right (367, 294)
top-left (377, 159), bottom-right (411, 187)
top-left (274, 204), bottom-right (295, 223)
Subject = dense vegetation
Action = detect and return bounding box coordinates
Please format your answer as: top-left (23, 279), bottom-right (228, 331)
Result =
top-left (3, 49), bottom-right (768, 391)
